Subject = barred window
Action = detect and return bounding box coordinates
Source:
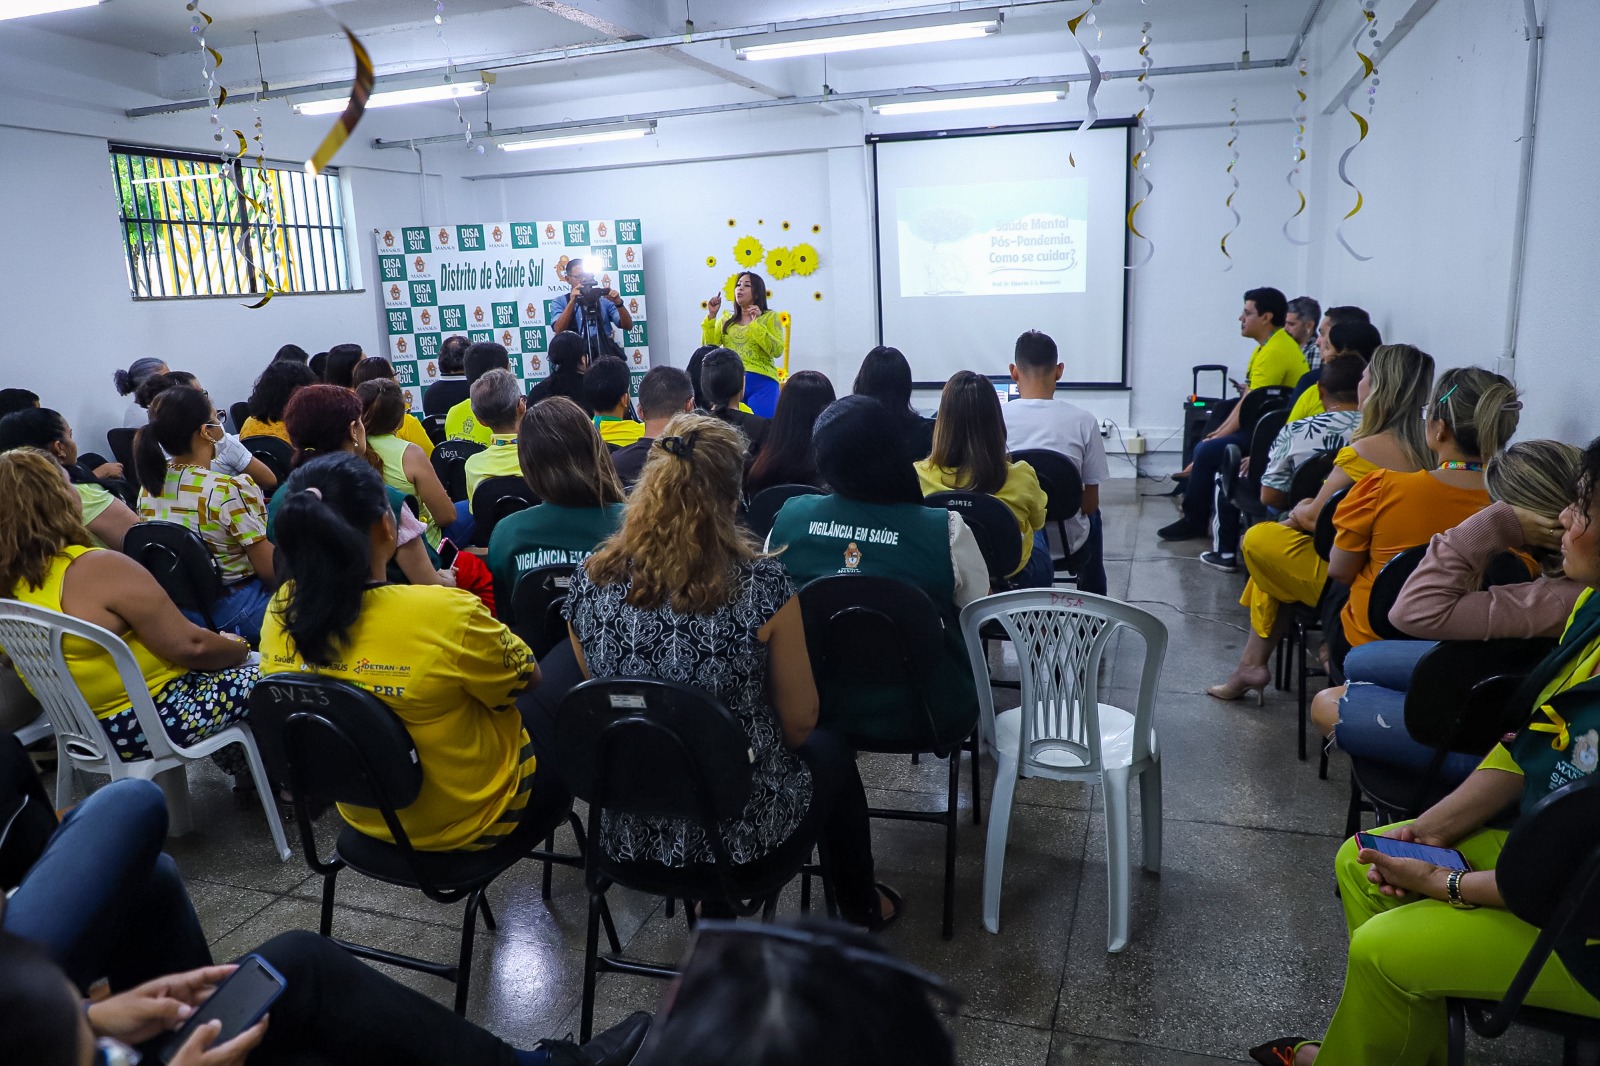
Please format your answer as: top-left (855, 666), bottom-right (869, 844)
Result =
top-left (109, 143), bottom-right (354, 299)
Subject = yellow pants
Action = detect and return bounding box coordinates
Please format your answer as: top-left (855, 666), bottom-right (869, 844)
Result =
top-left (1316, 824), bottom-right (1600, 1065)
top-left (1239, 520), bottom-right (1327, 638)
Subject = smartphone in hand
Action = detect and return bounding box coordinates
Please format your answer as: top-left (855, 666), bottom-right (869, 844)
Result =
top-left (437, 538), bottom-right (459, 570)
top-left (1355, 832), bottom-right (1469, 872)
top-left (160, 954), bottom-right (285, 1063)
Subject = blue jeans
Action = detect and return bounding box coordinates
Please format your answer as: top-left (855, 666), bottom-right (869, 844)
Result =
top-left (441, 499), bottom-right (475, 547)
top-left (2, 778), bottom-right (211, 990)
top-left (1017, 530), bottom-right (1056, 588)
top-left (183, 576), bottom-right (273, 645)
top-left (1064, 511), bottom-right (1108, 595)
top-left (1183, 430), bottom-right (1249, 525)
top-left (1333, 640), bottom-right (1481, 780)
top-left (744, 371), bottom-right (780, 419)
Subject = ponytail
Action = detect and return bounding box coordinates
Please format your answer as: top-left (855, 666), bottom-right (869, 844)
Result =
top-left (1470, 379), bottom-right (1522, 460)
top-left (272, 452), bottom-right (391, 665)
top-left (114, 357), bottom-right (166, 397)
top-left (133, 386), bottom-right (212, 496)
top-left (1429, 367), bottom-right (1520, 460)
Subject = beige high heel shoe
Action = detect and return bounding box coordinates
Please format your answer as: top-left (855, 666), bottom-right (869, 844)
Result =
top-left (1207, 668), bottom-right (1269, 706)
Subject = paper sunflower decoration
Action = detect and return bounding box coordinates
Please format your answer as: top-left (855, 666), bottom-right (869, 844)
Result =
top-left (791, 243), bottom-right (819, 277)
top-left (734, 236), bottom-right (764, 267)
top-left (727, 218), bottom-right (736, 226)
top-left (722, 272), bottom-right (742, 302)
top-left (778, 310), bottom-right (792, 327)
top-left (781, 221), bottom-right (792, 230)
top-left (812, 224), bottom-right (822, 234)
top-left (705, 255), bottom-right (717, 268)
top-left (766, 246), bottom-right (794, 280)
top-left (813, 291), bottom-right (823, 301)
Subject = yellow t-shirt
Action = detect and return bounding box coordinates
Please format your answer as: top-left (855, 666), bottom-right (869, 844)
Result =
top-left (239, 417), bottom-right (292, 444)
top-left (464, 434), bottom-right (523, 509)
top-left (396, 413), bottom-right (435, 458)
top-left (914, 458), bottom-right (1047, 576)
top-left (1247, 329), bottom-right (1311, 390)
top-left (594, 416), bottom-right (645, 448)
top-left (259, 583), bottom-right (538, 851)
top-left (1286, 383), bottom-right (1323, 422)
top-left (8, 546), bottom-right (185, 719)
top-left (445, 397), bottom-right (493, 446)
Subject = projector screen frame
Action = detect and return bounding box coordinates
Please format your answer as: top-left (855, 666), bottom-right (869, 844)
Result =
top-left (867, 118), bottom-right (1135, 391)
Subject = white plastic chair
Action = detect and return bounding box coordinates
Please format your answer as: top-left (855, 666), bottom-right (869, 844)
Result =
top-left (0, 599), bottom-right (290, 861)
top-left (960, 589), bottom-right (1167, 951)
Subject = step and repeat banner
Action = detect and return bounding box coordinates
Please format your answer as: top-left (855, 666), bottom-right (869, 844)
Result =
top-left (373, 219), bottom-right (649, 411)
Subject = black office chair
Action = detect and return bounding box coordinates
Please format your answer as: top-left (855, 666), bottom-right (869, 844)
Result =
top-left (1235, 386), bottom-right (1293, 440)
top-left (1284, 450), bottom-right (1338, 509)
top-left (432, 440), bottom-right (485, 503)
top-left (1009, 449), bottom-right (1084, 583)
top-left (469, 476), bottom-right (537, 549)
top-left (249, 674), bottom-right (588, 1015)
top-left (1447, 774), bottom-right (1600, 1065)
top-left (556, 677), bottom-right (821, 1040)
top-left (421, 413), bottom-right (448, 447)
top-left (507, 564), bottom-right (576, 657)
top-left (743, 483), bottom-right (821, 540)
top-left (106, 428), bottom-right (138, 474)
top-left (924, 491), bottom-right (1023, 586)
top-left (228, 401), bottom-right (250, 435)
top-left (121, 521), bottom-right (227, 630)
top-left (1221, 407), bottom-right (1290, 528)
top-left (1366, 545), bottom-right (1430, 642)
top-left (1296, 486), bottom-right (1353, 772)
top-left (799, 575), bottom-right (980, 940)
top-left (241, 436), bottom-right (293, 488)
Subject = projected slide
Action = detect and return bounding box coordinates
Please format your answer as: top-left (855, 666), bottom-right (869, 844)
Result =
top-left (896, 179), bottom-right (1087, 297)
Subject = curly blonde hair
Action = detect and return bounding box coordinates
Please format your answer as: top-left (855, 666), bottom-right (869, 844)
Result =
top-left (0, 449), bottom-right (92, 597)
top-left (583, 412), bottom-right (761, 613)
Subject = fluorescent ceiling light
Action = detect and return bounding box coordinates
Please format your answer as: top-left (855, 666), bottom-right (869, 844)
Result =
top-left (499, 124), bottom-right (655, 152)
top-left (735, 17), bottom-right (999, 61)
top-left (873, 89), bottom-right (1066, 116)
top-left (0, 0), bottom-right (104, 20)
top-left (294, 81), bottom-right (487, 117)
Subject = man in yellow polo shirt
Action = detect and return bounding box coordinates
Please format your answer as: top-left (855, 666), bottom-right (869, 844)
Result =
top-left (444, 340), bottom-right (507, 446)
top-left (462, 369), bottom-right (526, 509)
top-left (1159, 286), bottom-right (1308, 543)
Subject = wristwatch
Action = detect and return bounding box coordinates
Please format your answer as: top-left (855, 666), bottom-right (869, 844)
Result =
top-left (1446, 869), bottom-right (1478, 909)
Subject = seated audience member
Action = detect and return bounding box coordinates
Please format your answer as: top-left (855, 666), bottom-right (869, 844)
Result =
top-left (321, 342), bottom-right (364, 389)
top-left (0, 450), bottom-right (257, 775)
top-left (0, 388), bottom-right (39, 419)
top-left (359, 378), bottom-right (469, 547)
top-left (1286, 305), bottom-right (1371, 411)
top-left (701, 347), bottom-right (769, 456)
top-left (916, 370), bottom-right (1049, 587)
top-left (487, 395), bottom-right (625, 609)
top-left (1199, 352), bottom-right (1364, 574)
top-left (0, 778), bottom-right (651, 1066)
top-left (746, 370), bottom-right (836, 495)
top-left (768, 395), bottom-right (985, 744)
top-left (612, 365), bottom-right (694, 490)
top-left (270, 342), bottom-right (310, 365)
top-left (1159, 286), bottom-right (1308, 542)
top-left (1211, 345), bottom-right (1435, 702)
top-left (568, 412), bottom-right (897, 928)
top-left (1002, 329), bottom-right (1111, 595)
top-left (114, 356), bottom-right (168, 428)
top-left (309, 350), bottom-right (329, 381)
top-left (263, 453), bottom-right (558, 853)
top-left (423, 333), bottom-right (472, 416)
top-left (1285, 318), bottom-right (1383, 423)
top-left (632, 919), bottom-right (954, 1066)
top-left (527, 330), bottom-right (588, 406)
top-left (1286, 295), bottom-right (1322, 367)
top-left (447, 341), bottom-right (512, 445)
top-left (136, 371), bottom-right (278, 492)
top-left (353, 355), bottom-right (435, 455)
top-left (1249, 436), bottom-right (1600, 1066)
top-left (134, 386), bottom-right (275, 645)
top-left (239, 358), bottom-right (316, 442)
top-left (1311, 440), bottom-right (1582, 775)
top-left (269, 384), bottom-right (452, 588)
top-left (583, 355), bottom-right (645, 447)
top-left (1328, 367), bottom-right (1520, 668)
top-left (0, 408), bottom-right (139, 550)
top-left (464, 368), bottom-right (527, 507)
top-left (853, 345), bottom-right (936, 461)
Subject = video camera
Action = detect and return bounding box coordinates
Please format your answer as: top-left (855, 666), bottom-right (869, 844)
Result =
top-left (575, 274), bottom-right (609, 310)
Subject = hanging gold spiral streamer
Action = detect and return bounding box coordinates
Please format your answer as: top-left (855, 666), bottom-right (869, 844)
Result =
top-left (1126, 19), bottom-right (1155, 268)
top-left (1283, 57), bottom-right (1311, 246)
top-left (1066, 0), bottom-right (1104, 168)
top-left (1335, 2), bottom-right (1380, 262)
top-left (1221, 100), bottom-right (1240, 271)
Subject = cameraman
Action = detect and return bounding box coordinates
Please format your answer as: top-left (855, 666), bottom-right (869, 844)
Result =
top-left (550, 257), bottom-right (632, 358)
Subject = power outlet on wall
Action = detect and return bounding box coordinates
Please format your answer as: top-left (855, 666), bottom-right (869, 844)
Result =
top-left (1099, 419), bottom-right (1112, 438)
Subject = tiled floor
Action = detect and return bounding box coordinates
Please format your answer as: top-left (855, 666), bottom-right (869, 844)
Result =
top-left (131, 481), bottom-right (1560, 1062)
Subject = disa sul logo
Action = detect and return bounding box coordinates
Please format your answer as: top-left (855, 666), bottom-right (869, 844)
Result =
top-left (530, 354), bottom-right (542, 372)
top-left (544, 223), bottom-right (556, 239)
top-left (419, 310), bottom-right (432, 327)
top-left (501, 330), bottom-right (513, 345)
top-left (628, 298), bottom-right (639, 314)
top-left (413, 256), bottom-right (425, 272)
top-left (525, 302), bottom-right (536, 318)
top-left (383, 230), bottom-right (395, 247)
top-left (389, 284), bottom-right (401, 300)
top-left (601, 273), bottom-right (612, 289)
top-left (437, 228), bottom-right (450, 244)
top-left (624, 246), bottom-right (636, 263)
top-left (597, 222), bottom-right (608, 239)
top-left (632, 350), bottom-right (643, 365)
top-left (425, 361), bottom-right (438, 378)
top-left (491, 225), bottom-right (503, 242)
top-left (473, 306), bottom-right (485, 322)
top-left (396, 338), bottom-right (408, 353)
top-left (403, 389), bottom-right (415, 408)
